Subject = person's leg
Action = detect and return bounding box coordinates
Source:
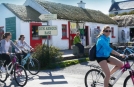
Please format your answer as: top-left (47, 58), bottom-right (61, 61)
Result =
top-left (99, 60), bottom-right (110, 87)
top-left (107, 56), bottom-right (123, 75)
top-left (2, 54), bottom-right (11, 67)
top-left (22, 51), bottom-right (27, 58)
top-left (16, 53), bottom-right (22, 65)
top-left (75, 43), bottom-right (84, 53)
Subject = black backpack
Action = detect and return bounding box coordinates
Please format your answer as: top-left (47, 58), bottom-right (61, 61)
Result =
top-left (89, 44), bottom-right (102, 61)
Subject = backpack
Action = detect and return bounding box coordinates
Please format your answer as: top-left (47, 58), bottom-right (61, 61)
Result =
top-left (89, 44), bottom-right (102, 61)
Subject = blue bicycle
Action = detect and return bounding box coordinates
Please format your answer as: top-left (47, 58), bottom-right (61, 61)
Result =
top-left (20, 50), bottom-right (40, 75)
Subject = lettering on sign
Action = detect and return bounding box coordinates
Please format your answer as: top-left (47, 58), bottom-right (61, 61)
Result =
top-left (38, 26), bottom-right (58, 36)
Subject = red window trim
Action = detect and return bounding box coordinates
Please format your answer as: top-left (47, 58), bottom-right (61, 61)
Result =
top-left (61, 24), bottom-right (68, 39)
top-left (111, 27), bottom-right (116, 38)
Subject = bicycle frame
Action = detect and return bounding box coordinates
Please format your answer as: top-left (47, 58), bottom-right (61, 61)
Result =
top-left (109, 60), bottom-right (134, 86)
top-left (21, 52), bottom-right (33, 66)
top-left (94, 59), bottom-right (134, 86)
top-left (3, 55), bottom-right (18, 75)
top-left (123, 47), bottom-right (134, 54)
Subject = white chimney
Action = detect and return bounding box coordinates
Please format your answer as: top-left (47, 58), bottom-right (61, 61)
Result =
top-left (77, 0), bottom-right (86, 8)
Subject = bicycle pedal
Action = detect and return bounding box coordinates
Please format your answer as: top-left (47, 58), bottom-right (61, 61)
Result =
top-left (110, 77), bottom-right (116, 80)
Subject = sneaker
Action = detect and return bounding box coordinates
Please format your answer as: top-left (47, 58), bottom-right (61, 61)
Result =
top-left (1, 66), bottom-right (6, 73)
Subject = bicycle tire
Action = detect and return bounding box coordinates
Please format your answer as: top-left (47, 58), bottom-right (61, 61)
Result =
top-left (14, 64), bottom-right (28, 86)
top-left (27, 58), bottom-right (40, 75)
top-left (0, 72), bottom-right (8, 83)
top-left (84, 69), bottom-right (105, 87)
top-left (123, 75), bottom-right (134, 87)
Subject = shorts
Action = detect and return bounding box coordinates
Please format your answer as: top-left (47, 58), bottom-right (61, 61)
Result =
top-left (96, 56), bottom-right (110, 63)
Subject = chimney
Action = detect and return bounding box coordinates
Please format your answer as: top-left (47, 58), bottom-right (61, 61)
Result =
top-left (77, 0), bottom-right (86, 8)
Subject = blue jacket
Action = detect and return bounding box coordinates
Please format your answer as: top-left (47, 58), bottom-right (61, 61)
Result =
top-left (96, 34), bottom-right (113, 58)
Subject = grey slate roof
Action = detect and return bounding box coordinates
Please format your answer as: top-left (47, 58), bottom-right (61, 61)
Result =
top-left (35, 0), bottom-right (117, 24)
top-left (109, 0), bottom-right (134, 12)
top-left (3, 3), bottom-right (42, 22)
top-left (111, 15), bottom-right (134, 27)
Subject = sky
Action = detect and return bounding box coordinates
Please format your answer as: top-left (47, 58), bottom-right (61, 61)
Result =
top-left (0, 0), bottom-right (127, 14)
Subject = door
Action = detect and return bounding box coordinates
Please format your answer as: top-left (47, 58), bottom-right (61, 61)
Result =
top-left (30, 23), bottom-right (42, 48)
top-left (85, 26), bottom-right (89, 46)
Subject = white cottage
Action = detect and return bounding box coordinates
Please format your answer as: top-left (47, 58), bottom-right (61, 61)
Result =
top-left (112, 15), bottom-right (134, 43)
top-left (109, 0), bottom-right (134, 15)
top-left (0, 0), bottom-right (118, 50)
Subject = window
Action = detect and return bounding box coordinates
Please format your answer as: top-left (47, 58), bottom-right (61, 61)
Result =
top-left (62, 24), bottom-right (68, 39)
top-left (111, 27), bottom-right (116, 38)
top-left (32, 26), bottom-right (41, 40)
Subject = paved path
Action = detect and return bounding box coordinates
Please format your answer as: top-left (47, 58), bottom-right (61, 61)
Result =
top-left (0, 61), bottom-right (134, 87)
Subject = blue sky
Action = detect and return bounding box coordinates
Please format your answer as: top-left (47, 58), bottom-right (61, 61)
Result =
top-left (0, 0), bottom-right (127, 14)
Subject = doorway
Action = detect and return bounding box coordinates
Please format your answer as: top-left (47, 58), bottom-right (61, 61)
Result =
top-left (130, 28), bottom-right (134, 41)
top-left (85, 26), bottom-right (89, 46)
top-left (30, 23), bottom-right (42, 48)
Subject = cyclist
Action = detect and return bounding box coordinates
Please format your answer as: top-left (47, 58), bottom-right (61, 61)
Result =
top-left (15, 35), bottom-right (34, 64)
top-left (96, 25), bottom-right (125, 87)
top-left (0, 32), bottom-right (21, 78)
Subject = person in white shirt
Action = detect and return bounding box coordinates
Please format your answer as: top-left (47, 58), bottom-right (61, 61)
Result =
top-left (0, 32), bottom-right (21, 76)
top-left (15, 35), bottom-right (34, 64)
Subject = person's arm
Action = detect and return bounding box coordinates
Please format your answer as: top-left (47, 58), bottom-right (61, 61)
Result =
top-left (11, 40), bottom-right (21, 52)
top-left (24, 41), bottom-right (32, 49)
top-left (99, 38), bottom-right (120, 56)
top-left (0, 40), bottom-right (6, 53)
top-left (98, 38), bottom-right (113, 53)
top-left (111, 50), bottom-right (120, 56)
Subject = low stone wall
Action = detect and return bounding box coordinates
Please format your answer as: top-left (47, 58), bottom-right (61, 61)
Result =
top-left (73, 45), bottom-right (90, 56)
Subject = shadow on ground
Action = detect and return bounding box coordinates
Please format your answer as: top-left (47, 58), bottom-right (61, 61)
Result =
top-left (28, 71), bottom-right (68, 85)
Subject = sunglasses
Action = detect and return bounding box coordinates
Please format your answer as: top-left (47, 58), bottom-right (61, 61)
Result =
top-left (104, 30), bottom-right (111, 32)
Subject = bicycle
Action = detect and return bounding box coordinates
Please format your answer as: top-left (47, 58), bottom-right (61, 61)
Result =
top-left (0, 53), bottom-right (28, 86)
top-left (84, 55), bottom-right (134, 87)
top-left (20, 49), bottom-right (40, 75)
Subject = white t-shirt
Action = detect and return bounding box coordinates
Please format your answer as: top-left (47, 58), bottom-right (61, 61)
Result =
top-left (5, 41), bottom-right (10, 53)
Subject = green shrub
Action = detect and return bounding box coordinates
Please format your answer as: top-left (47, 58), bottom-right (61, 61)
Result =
top-left (109, 14), bottom-right (116, 17)
top-left (128, 10), bottom-right (134, 14)
top-left (40, 57), bottom-right (89, 69)
top-left (33, 44), bottom-right (63, 68)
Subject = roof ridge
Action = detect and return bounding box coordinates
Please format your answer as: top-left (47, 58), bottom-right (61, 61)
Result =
top-left (35, 0), bottom-right (100, 12)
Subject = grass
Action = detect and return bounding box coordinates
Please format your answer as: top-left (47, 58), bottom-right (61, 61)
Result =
top-left (46, 57), bottom-right (89, 69)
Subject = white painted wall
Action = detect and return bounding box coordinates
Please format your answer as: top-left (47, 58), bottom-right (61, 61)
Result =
top-left (0, 4), bottom-right (21, 39)
top-left (51, 20), bottom-right (69, 50)
top-left (85, 22), bottom-right (118, 46)
top-left (109, 9), bottom-right (134, 15)
top-left (118, 26), bottom-right (131, 43)
top-left (19, 21), bottom-right (30, 45)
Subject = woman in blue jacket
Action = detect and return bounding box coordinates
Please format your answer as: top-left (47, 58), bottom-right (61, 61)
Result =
top-left (96, 25), bottom-right (125, 87)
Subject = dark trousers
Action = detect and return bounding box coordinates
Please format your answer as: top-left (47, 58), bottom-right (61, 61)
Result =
top-left (2, 54), bottom-right (11, 67)
top-left (16, 51), bottom-right (27, 64)
top-left (75, 43), bottom-right (84, 54)
top-left (2, 54), bottom-right (13, 74)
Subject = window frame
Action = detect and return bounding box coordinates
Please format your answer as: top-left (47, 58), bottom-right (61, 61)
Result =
top-left (61, 24), bottom-right (68, 39)
top-left (111, 27), bottom-right (116, 38)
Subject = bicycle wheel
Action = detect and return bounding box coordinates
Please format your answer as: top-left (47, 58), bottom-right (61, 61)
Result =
top-left (0, 71), bottom-right (8, 82)
top-left (123, 75), bottom-right (134, 87)
top-left (85, 69), bottom-right (105, 87)
top-left (14, 64), bottom-right (28, 86)
top-left (27, 58), bottom-right (40, 75)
